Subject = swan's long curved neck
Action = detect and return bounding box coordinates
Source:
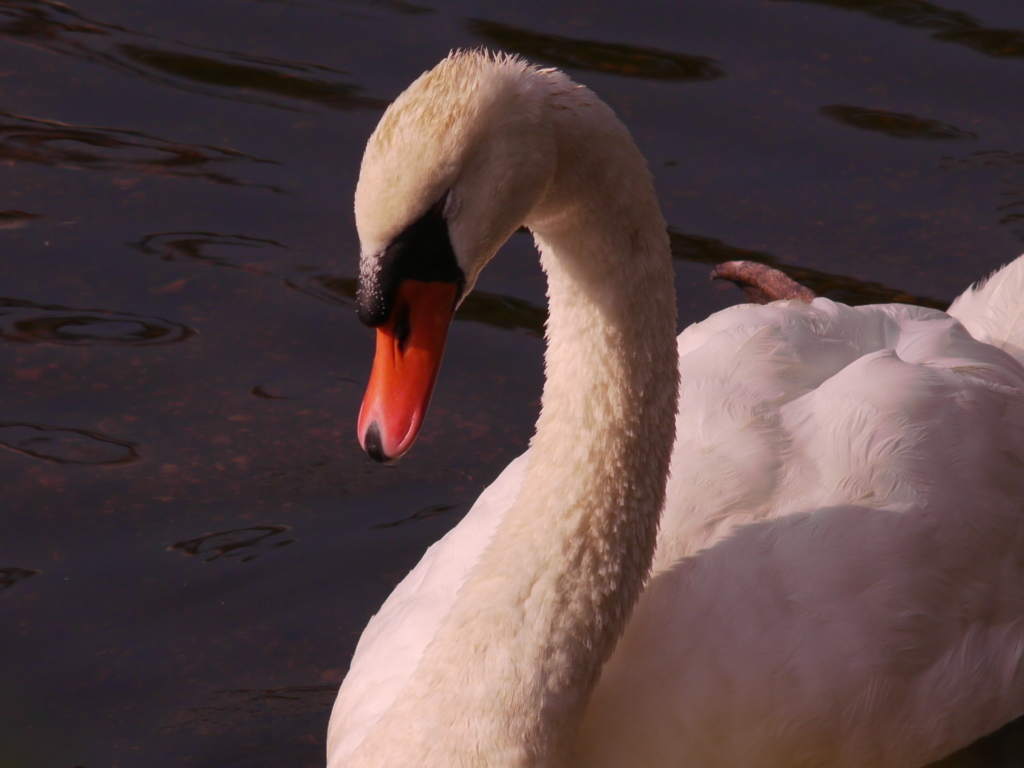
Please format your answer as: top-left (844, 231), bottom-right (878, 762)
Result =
top-left (349, 83), bottom-right (679, 768)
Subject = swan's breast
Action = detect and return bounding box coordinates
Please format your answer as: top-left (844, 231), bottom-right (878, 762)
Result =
top-left (326, 453), bottom-right (529, 766)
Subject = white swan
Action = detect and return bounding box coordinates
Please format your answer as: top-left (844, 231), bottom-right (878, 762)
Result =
top-left (328, 51), bottom-right (1024, 768)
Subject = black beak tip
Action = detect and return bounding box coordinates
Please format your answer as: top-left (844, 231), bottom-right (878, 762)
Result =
top-left (363, 421), bottom-right (392, 464)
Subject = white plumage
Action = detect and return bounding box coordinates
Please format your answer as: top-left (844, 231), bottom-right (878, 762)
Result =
top-left (328, 51), bottom-right (1024, 768)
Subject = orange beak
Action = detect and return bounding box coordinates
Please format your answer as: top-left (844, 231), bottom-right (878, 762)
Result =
top-left (357, 280), bottom-right (458, 462)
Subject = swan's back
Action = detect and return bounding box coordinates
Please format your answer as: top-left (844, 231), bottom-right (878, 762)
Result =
top-left (581, 294), bottom-right (1024, 767)
top-left (331, 259), bottom-right (1024, 767)
top-left (658, 296), bottom-right (1024, 564)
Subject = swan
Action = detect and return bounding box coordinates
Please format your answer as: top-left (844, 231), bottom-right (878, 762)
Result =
top-left (327, 50), bottom-right (1024, 768)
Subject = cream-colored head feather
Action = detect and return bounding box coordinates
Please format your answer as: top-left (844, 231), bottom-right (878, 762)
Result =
top-left (354, 50), bottom-right (560, 294)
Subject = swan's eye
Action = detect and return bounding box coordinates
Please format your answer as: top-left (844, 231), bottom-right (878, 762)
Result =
top-left (393, 303), bottom-right (411, 353)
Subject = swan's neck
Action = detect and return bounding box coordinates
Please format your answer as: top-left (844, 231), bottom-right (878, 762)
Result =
top-left (350, 85), bottom-right (679, 768)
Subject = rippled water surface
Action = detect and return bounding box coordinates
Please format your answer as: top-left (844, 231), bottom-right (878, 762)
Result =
top-left (2, 1), bottom-right (1023, 765)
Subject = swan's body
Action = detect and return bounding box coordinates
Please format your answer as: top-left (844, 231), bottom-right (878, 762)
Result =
top-left (330, 52), bottom-right (1024, 768)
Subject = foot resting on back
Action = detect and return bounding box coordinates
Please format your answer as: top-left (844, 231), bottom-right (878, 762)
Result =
top-left (711, 260), bottom-right (817, 303)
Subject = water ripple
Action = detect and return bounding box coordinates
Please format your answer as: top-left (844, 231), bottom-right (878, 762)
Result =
top-left (375, 0), bottom-right (432, 14)
top-left (820, 105), bottom-right (976, 140)
top-left (0, 298), bottom-right (195, 346)
top-left (0, 210), bottom-right (41, 230)
top-left (372, 502), bottom-right (462, 529)
top-left (0, 567), bottom-right (39, 591)
top-left (0, 109), bottom-right (282, 191)
top-left (129, 231), bottom-right (286, 272)
top-left (162, 685), bottom-right (337, 733)
top-left (998, 190), bottom-right (1024, 242)
top-left (0, 0), bottom-right (386, 111)
top-left (169, 525), bottom-right (295, 563)
top-left (467, 19), bottom-right (725, 81)
top-left (940, 150), bottom-right (1024, 242)
top-left (249, 385), bottom-right (288, 400)
top-left (0, 423), bottom-right (139, 465)
top-left (776, 0), bottom-right (1024, 60)
top-left (116, 44), bottom-right (387, 111)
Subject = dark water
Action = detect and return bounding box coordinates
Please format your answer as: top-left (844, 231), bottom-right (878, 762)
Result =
top-left (1, 1), bottom-right (1023, 765)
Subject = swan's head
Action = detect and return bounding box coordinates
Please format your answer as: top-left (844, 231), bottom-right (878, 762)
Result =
top-left (354, 51), bottom-right (558, 462)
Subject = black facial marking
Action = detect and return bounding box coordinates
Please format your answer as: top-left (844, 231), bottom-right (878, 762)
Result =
top-left (357, 193), bottom-right (465, 327)
top-left (364, 421), bottom-right (387, 463)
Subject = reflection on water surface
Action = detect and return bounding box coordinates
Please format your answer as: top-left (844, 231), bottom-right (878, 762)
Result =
top-left (467, 18), bottom-right (725, 80)
top-left (0, 209), bottom-right (41, 229)
top-left (0, 566), bottom-right (40, 591)
top-left (777, 0), bottom-right (1024, 59)
top-left (131, 231), bottom-right (289, 268)
top-left (1, 0), bottom-right (387, 111)
top-left (371, 502), bottom-right (463, 529)
top-left (940, 151), bottom-right (1024, 244)
top-left (117, 44), bottom-right (388, 111)
top-left (0, 423), bottom-right (139, 465)
top-left (0, 297), bottom-right (195, 345)
top-left (819, 105), bottom-right (977, 141)
top-left (163, 685), bottom-right (340, 736)
top-left (170, 524), bottom-right (296, 563)
top-left (0, 109), bottom-right (282, 190)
